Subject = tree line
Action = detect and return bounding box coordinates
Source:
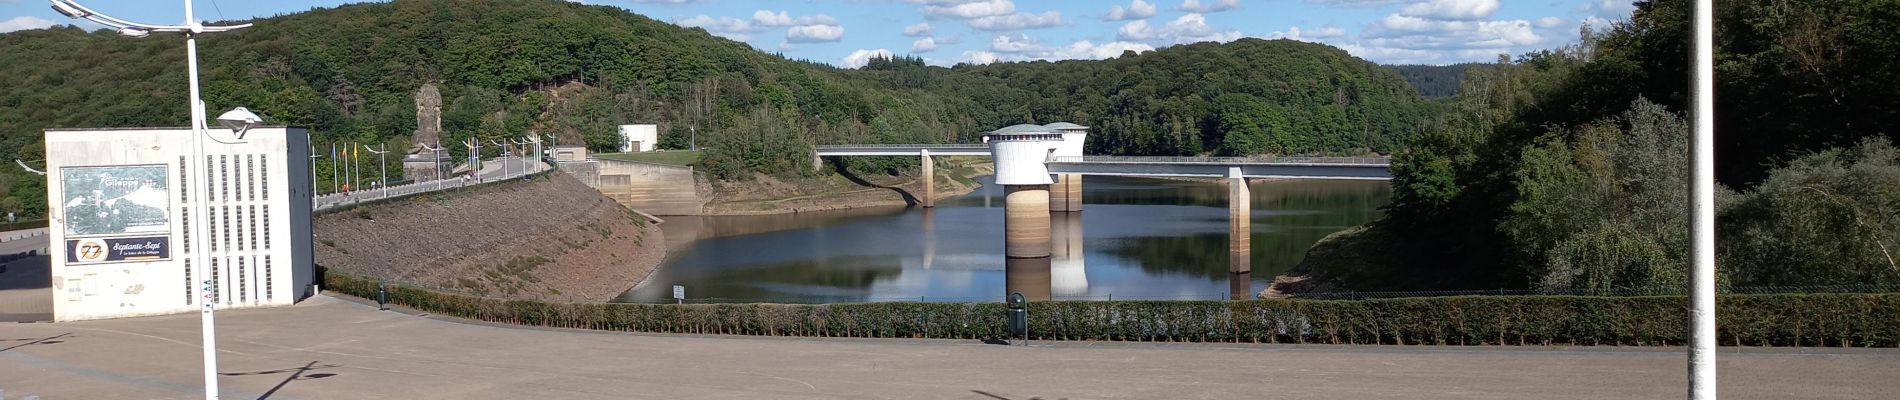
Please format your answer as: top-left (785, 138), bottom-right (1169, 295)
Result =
top-left (0, 0), bottom-right (1434, 218)
top-left (1300, 0), bottom-right (1900, 291)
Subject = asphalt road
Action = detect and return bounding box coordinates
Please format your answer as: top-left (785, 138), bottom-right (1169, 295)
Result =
top-left (2, 295), bottom-right (1895, 399)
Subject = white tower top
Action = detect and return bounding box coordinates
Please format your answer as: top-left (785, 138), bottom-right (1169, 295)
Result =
top-left (984, 124), bottom-right (1062, 185)
top-left (1044, 122), bottom-right (1090, 158)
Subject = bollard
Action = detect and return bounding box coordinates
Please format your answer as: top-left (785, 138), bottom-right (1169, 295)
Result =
top-left (1006, 292), bottom-right (1028, 346)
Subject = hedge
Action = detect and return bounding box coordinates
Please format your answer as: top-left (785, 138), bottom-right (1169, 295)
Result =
top-left (323, 272), bottom-right (1900, 347)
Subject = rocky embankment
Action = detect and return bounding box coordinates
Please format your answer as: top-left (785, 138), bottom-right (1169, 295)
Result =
top-left (315, 172), bottom-right (663, 301)
top-left (702, 158), bottom-right (993, 215)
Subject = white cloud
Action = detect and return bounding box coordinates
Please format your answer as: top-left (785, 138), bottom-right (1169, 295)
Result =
top-left (841, 48), bottom-right (894, 68)
top-left (1308, 25), bottom-right (1347, 38)
top-left (923, 0), bottom-right (1016, 19)
top-left (1398, 0), bottom-right (1499, 20)
top-left (989, 34), bottom-right (1043, 53)
top-left (913, 37), bottom-right (939, 53)
top-left (1261, 25), bottom-right (1346, 41)
top-left (0, 16), bottom-right (54, 33)
top-left (1117, 13), bottom-right (1242, 46)
top-left (1536, 17), bottom-right (1565, 29)
top-left (1306, 0), bottom-right (1407, 7)
top-left (957, 50), bottom-right (1003, 65)
top-left (1051, 40), bottom-right (1155, 60)
top-left (752, 10), bottom-right (839, 27)
top-left (1176, 0), bottom-right (1241, 13)
top-left (967, 11), bottom-right (1064, 31)
top-left (975, 34), bottom-right (1156, 63)
top-left (786, 24), bottom-right (845, 43)
top-left (1105, 0), bottom-right (1157, 21)
top-left (903, 22), bottom-right (934, 37)
top-left (673, 15), bottom-right (761, 40)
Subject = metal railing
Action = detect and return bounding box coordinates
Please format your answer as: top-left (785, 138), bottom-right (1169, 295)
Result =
top-left (313, 159), bottom-right (552, 212)
top-left (815, 144), bottom-right (989, 149)
top-left (1051, 156), bottom-right (1392, 165)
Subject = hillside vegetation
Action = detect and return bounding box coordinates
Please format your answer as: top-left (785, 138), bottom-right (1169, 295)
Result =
top-left (0, 0), bottom-right (1428, 218)
top-left (1297, 0), bottom-right (1900, 291)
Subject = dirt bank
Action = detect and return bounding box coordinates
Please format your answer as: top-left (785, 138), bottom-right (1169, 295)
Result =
top-left (315, 172), bottom-right (664, 302)
top-left (701, 157), bottom-right (992, 215)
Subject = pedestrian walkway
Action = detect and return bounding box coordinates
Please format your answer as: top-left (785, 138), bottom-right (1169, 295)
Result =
top-left (314, 157), bottom-right (548, 211)
top-left (1, 294), bottom-right (1894, 399)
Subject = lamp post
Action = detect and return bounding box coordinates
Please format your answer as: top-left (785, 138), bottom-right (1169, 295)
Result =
top-left (462, 138), bottom-right (479, 181)
top-left (422, 142), bottom-right (445, 185)
top-left (48, 1), bottom-right (252, 399)
top-left (363, 144), bottom-right (388, 199)
top-left (488, 139), bottom-right (507, 179)
top-left (308, 143), bottom-right (319, 206)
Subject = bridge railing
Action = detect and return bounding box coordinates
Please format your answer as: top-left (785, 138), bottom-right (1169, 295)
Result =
top-left (1050, 155), bottom-right (1392, 165)
top-left (814, 144), bottom-right (988, 149)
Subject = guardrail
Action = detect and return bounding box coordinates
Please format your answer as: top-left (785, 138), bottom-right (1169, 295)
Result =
top-left (0, 228), bottom-right (47, 243)
top-left (1051, 156), bottom-right (1392, 165)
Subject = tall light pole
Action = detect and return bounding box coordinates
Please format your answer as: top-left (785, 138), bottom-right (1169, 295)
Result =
top-left (489, 139), bottom-right (510, 179)
top-left (1689, 0), bottom-right (1718, 398)
top-left (308, 143), bottom-right (319, 206)
top-left (330, 142), bottom-right (339, 194)
top-left (363, 144), bottom-right (388, 199)
top-left (49, 1), bottom-right (251, 399)
top-left (462, 138), bottom-right (479, 180)
top-left (422, 142), bottom-right (445, 183)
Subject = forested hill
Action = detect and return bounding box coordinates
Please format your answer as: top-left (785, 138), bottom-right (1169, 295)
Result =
top-left (0, 0), bottom-right (1428, 218)
top-left (1386, 64), bottom-right (1485, 99)
top-left (931, 39), bottom-right (1431, 157)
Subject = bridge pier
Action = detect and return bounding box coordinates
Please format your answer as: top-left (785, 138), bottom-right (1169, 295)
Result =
top-left (1050, 174), bottom-right (1082, 212)
top-left (1228, 167), bottom-right (1251, 279)
top-left (1005, 185), bottom-right (1054, 301)
top-left (920, 150), bottom-right (935, 208)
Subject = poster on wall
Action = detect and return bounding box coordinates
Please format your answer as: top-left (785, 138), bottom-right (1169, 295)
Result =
top-left (65, 236), bottom-right (171, 264)
top-left (61, 165), bottom-right (170, 237)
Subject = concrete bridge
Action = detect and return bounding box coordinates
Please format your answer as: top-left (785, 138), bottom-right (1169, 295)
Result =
top-left (817, 123), bottom-right (1392, 300)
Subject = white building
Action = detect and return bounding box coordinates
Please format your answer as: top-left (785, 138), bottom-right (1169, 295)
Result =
top-left (43, 127), bottom-right (315, 321)
top-left (618, 124), bottom-right (658, 153)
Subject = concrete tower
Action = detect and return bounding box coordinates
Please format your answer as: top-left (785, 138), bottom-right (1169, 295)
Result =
top-left (985, 124), bottom-right (1061, 300)
top-left (1044, 122), bottom-right (1089, 213)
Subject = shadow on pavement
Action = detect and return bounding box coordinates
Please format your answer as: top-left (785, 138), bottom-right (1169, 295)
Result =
top-left (0, 332), bottom-right (68, 353)
top-left (0, 255), bottom-right (51, 322)
top-left (221, 361), bottom-right (341, 400)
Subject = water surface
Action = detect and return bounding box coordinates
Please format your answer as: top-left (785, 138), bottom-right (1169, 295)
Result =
top-left (618, 176), bottom-right (1389, 303)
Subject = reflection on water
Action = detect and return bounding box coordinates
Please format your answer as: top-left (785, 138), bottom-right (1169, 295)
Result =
top-left (617, 176), bottom-right (1389, 303)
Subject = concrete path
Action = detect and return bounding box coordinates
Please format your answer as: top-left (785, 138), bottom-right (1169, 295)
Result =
top-left (2, 295), bottom-right (1896, 400)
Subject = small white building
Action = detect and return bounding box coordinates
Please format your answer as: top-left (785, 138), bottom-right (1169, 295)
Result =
top-left (43, 127), bottom-right (315, 321)
top-left (618, 124), bottom-right (658, 153)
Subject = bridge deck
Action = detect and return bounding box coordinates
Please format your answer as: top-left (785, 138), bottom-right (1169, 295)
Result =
top-left (814, 144), bottom-right (991, 156)
top-left (1046, 156), bottom-right (1391, 180)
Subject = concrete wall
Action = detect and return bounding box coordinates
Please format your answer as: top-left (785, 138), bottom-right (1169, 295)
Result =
top-left (553, 146), bottom-right (589, 163)
top-left (43, 127), bottom-right (314, 321)
top-left (592, 159), bottom-right (700, 216)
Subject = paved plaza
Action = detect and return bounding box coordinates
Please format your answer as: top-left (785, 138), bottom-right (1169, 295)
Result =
top-left (2, 294), bottom-right (1896, 399)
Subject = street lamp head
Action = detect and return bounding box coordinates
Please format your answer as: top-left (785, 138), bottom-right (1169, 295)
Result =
top-left (49, 0), bottom-right (90, 19)
top-left (217, 107), bottom-right (263, 137)
top-left (117, 27), bottom-right (149, 37)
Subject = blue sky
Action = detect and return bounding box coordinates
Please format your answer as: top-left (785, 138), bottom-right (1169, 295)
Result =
top-left (2, 0), bottom-right (1638, 66)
